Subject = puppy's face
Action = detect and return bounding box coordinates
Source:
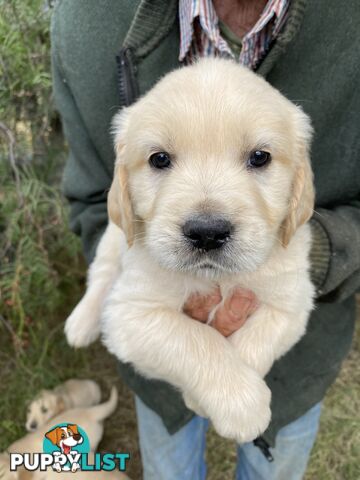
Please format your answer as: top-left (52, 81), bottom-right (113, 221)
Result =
top-left (26, 391), bottom-right (63, 432)
top-left (109, 59), bottom-right (314, 278)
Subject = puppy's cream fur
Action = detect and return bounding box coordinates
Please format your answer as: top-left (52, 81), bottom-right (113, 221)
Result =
top-left (65, 59), bottom-right (315, 443)
top-left (2, 398), bottom-right (128, 480)
top-left (9, 388), bottom-right (117, 456)
top-left (26, 380), bottom-right (101, 432)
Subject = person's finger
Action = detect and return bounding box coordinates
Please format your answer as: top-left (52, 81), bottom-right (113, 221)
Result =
top-left (183, 290), bottom-right (222, 322)
top-left (183, 287), bottom-right (222, 322)
top-left (211, 289), bottom-right (259, 337)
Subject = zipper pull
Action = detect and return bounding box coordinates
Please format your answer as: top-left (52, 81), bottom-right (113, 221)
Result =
top-left (253, 436), bottom-right (274, 462)
top-left (116, 47), bottom-right (139, 107)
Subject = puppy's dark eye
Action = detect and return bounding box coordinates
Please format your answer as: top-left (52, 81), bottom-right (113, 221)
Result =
top-left (248, 150), bottom-right (271, 168)
top-left (41, 406), bottom-right (48, 414)
top-left (149, 152), bottom-right (171, 170)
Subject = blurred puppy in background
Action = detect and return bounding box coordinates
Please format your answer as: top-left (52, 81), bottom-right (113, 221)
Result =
top-left (1, 388), bottom-right (120, 480)
top-left (65, 58), bottom-right (315, 443)
top-left (26, 380), bottom-right (101, 432)
top-left (8, 387), bottom-right (117, 456)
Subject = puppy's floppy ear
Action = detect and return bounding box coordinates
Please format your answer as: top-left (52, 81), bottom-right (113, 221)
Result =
top-left (45, 427), bottom-right (60, 445)
top-left (281, 108), bottom-right (315, 247)
top-left (108, 164), bottom-right (134, 245)
top-left (108, 109), bottom-right (134, 245)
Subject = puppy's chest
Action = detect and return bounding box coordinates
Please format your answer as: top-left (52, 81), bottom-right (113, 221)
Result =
top-left (125, 237), bottom-right (308, 311)
top-left (181, 274), bottom-right (263, 305)
top-left (180, 267), bottom-right (290, 312)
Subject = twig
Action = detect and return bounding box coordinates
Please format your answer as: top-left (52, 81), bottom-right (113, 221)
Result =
top-left (0, 313), bottom-right (24, 355)
top-left (0, 121), bottom-right (23, 206)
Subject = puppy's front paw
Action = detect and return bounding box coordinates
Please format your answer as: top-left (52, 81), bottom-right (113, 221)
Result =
top-left (203, 365), bottom-right (271, 443)
top-left (183, 391), bottom-right (207, 417)
top-left (229, 329), bottom-right (273, 377)
top-left (65, 296), bottom-right (101, 348)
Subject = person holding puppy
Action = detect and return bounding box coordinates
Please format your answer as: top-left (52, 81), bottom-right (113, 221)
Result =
top-left (51, 1), bottom-right (360, 479)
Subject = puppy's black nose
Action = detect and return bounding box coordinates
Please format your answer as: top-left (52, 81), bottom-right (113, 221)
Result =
top-left (30, 421), bottom-right (37, 430)
top-left (183, 216), bottom-right (232, 251)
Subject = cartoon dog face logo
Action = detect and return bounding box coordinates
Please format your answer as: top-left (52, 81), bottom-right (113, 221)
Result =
top-left (45, 424), bottom-right (83, 454)
top-left (45, 424), bottom-right (83, 472)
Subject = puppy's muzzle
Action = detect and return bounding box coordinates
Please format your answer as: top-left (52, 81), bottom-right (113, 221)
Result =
top-left (29, 421), bottom-right (37, 431)
top-left (182, 214), bottom-right (233, 251)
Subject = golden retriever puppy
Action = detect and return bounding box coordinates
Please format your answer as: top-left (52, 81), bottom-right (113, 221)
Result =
top-left (26, 380), bottom-right (101, 432)
top-left (65, 58), bottom-right (315, 443)
top-left (0, 453), bottom-right (18, 480)
top-left (0, 453), bottom-right (38, 480)
top-left (9, 388), bottom-right (117, 456)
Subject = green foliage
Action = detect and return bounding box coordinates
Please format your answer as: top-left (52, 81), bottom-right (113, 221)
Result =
top-left (0, 0), bottom-right (54, 157)
top-left (0, 159), bottom-right (84, 352)
top-left (0, 0), bottom-right (83, 355)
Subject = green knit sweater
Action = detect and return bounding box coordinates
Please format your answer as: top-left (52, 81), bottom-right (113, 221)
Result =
top-left (51, 0), bottom-right (360, 446)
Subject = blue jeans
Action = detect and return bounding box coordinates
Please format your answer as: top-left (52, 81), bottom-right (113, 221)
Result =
top-left (135, 396), bottom-right (322, 480)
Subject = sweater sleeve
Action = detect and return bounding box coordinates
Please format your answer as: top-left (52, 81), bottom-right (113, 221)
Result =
top-left (51, 36), bottom-right (109, 263)
top-left (309, 201), bottom-right (360, 302)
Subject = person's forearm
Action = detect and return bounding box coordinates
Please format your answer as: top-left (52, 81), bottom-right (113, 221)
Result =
top-left (309, 202), bottom-right (360, 300)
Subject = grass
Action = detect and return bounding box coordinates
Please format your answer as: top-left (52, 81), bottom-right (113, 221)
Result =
top-left (0, 0), bottom-right (53, 158)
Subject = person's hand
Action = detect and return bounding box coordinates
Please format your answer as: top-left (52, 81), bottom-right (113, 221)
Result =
top-left (183, 287), bottom-right (259, 337)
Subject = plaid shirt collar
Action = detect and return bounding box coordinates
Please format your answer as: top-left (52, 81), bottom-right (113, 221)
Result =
top-left (179, 0), bottom-right (289, 68)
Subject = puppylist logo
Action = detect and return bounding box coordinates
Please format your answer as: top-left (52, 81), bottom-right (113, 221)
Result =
top-left (10, 423), bottom-right (130, 473)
